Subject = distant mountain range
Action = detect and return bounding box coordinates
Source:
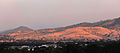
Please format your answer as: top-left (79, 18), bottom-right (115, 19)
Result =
top-left (0, 17), bottom-right (120, 42)
top-left (0, 26), bottom-right (33, 35)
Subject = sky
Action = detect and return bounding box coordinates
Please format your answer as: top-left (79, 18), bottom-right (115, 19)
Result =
top-left (0, 0), bottom-right (120, 31)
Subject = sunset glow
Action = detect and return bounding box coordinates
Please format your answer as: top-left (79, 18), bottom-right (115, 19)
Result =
top-left (0, 0), bottom-right (120, 31)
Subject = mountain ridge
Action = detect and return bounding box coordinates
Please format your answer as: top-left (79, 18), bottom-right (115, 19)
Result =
top-left (0, 17), bottom-right (120, 42)
top-left (0, 26), bottom-right (33, 35)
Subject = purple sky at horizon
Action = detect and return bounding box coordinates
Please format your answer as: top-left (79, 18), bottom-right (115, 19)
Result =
top-left (0, 0), bottom-right (120, 31)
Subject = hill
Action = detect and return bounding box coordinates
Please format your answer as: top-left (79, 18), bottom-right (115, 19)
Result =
top-left (0, 17), bottom-right (120, 42)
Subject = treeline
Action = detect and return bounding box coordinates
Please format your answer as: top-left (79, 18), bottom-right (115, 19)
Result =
top-left (0, 40), bottom-right (120, 53)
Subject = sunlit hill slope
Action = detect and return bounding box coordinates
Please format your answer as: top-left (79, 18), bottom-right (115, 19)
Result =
top-left (0, 17), bottom-right (120, 42)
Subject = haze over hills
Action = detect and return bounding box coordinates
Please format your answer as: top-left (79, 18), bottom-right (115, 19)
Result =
top-left (0, 17), bottom-right (120, 42)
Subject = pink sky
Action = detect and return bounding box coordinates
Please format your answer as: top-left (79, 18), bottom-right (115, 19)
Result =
top-left (0, 0), bottom-right (120, 31)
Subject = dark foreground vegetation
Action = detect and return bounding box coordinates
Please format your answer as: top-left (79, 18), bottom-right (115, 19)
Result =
top-left (0, 40), bottom-right (120, 53)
